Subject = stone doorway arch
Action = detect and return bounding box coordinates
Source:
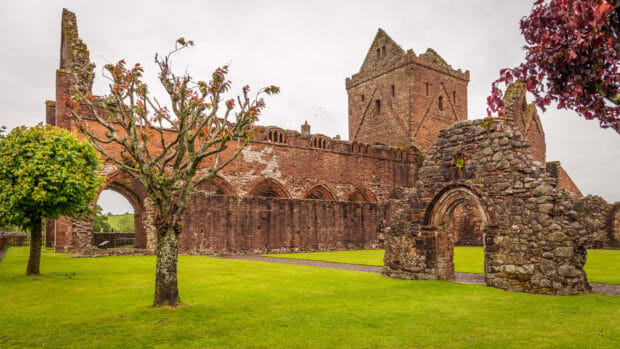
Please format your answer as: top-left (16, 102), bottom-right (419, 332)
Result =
top-left (383, 119), bottom-right (591, 295)
top-left (422, 185), bottom-right (489, 280)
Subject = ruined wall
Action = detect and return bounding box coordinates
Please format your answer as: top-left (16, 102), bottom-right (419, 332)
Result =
top-left (179, 195), bottom-right (390, 254)
top-left (383, 119), bottom-right (591, 295)
top-left (573, 195), bottom-right (619, 249)
top-left (502, 81), bottom-right (546, 165)
top-left (54, 191), bottom-right (390, 255)
top-left (546, 161), bottom-right (583, 198)
top-left (346, 29), bottom-right (469, 151)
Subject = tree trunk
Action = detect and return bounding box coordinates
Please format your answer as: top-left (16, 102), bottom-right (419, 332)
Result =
top-left (153, 227), bottom-right (181, 306)
top-left (26, 217), bottom-right (42, 276)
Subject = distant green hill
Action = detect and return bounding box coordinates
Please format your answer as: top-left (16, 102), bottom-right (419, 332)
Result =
top-left (93, 214), bottom-right (134, 233)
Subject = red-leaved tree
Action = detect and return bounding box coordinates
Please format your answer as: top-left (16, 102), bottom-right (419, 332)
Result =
top-left (488, 0), bottom-right (619, 133)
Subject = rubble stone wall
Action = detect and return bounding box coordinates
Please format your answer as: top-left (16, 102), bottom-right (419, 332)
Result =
top-left (383, 119), bottom-right (591, 295)
top-left (573, 196), bottom-right (619, 249)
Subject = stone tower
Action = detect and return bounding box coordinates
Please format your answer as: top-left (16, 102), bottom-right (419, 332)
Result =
top-left (346, 29), bottom-right (470, 151)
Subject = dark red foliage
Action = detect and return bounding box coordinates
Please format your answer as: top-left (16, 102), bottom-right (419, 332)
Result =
top-left (488, 0), bottom-right (619, 133)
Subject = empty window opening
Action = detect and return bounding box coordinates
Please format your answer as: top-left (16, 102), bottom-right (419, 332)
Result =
top-left (249, 180), bottom-right (288, 198)
top-left (94, 189), bottom-right (136, 249)
top-left (391, 85), bottom-right (395, 97)
top-left (202, 181), bottom-right (227, 195)
top-left (267, 129), bottom-right (286, 144)
top-left (376, 99), bottom-right (381, 114)
top-left (453, 91), bottom-right (456, 104)
top-left (347, 189), bottom-right (374, 202)
top-left (361, 94), bottom-right (365, 102)
top-left (254, 186), bottom-right (281, 198)
top-left (439, 96), bottom-right (444, 111)
top-left (376, 48), bottom-right (381, 58)
top-left (382, 45), bottom-right (386, 56)
top-left (311, 136), bottom-right (329, 149)
top-left (303, 185), bottom-right (334, 201)
top-left (426, 82), bottom-right (429, 96)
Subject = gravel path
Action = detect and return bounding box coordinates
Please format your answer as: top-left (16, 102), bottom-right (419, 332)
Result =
top-left (223, 255), bottom-right (620, 295)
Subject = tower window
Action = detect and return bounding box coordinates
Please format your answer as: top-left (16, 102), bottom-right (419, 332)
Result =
top-left (376, 99), bottom-right (381, 114)
top-left (438, 96), bottom-right (444, 111)
top-left (391, 85), bottom-right (395, 97)
top-left (382, 45), bottom-right (386, 56)
top-left (361, 94), bottom-right (365, 102)
top-left (453, 91), bottom-right (456, 104)
top-left (426, 82), bottom-right (429, 96)
top-left (376, 48), bottom-right (380, 58)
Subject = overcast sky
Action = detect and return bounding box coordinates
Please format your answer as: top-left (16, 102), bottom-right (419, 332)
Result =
top-left (0, 0), bottom-right (618, 214)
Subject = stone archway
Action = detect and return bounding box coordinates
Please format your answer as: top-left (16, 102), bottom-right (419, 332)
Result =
top-left (426, 186), bottom-right (487, 247)
top-left (101, 181), bottom-right (146, 248)
top-left (422, 185), bottom-right (489, 280)
top-left (383, 119), bottom-right (591, 295)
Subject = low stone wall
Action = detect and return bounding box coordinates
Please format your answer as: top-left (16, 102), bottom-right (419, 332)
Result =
top-left (72, 246), bottom-right (150, 257)
top-left (0, 232), bottom-right (29, 249)
top-left (93, 233), bottom-right (135, 248)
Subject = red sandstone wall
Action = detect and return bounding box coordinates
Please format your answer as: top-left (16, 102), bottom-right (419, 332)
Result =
top-left (52, 102), bottom-right (420, 202)
top-left (179, 195), bottom-right (391, 254)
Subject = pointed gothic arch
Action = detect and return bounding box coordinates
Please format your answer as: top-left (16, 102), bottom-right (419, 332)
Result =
top-left (302, 184), bottom-right (336, 201)
top-left (197, 176), bottom-right (236, 196)
top-left (247, 178), bottom-right (290, 198)
top-left (346, 187), bottom-right (376, 202)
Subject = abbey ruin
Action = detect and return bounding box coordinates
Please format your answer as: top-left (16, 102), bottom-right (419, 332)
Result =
top-left (45, 10), bottom-right (619, 295)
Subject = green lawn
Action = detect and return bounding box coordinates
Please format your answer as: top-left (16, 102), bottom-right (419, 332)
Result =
top-left (107, 214), bottom-right (134, 232)
top-left (0, 247), bottom-right (618, 348)
top-left (263, 247), bottom-right (620, 284)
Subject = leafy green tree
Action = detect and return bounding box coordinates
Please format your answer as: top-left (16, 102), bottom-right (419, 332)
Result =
top-left (92, 205), bottom-right (112, 233)
top-left (0, 124), bottom-right (103, 275)
top-left (66, 39), bottom-right (278, 306)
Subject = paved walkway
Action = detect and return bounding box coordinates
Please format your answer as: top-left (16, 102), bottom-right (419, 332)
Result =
top-left (223, 255), bottom-right (620, 295)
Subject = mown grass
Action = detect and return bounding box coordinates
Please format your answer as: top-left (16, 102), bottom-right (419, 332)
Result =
top-left (264, 247), bottom-right (620, 284)
top-left (0, 247), bottom-right (618, 348)
top-left (107, 214), bottom-right (134, 232)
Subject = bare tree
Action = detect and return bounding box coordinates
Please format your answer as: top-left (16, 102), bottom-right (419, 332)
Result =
top-left (66, 39), bottom-right (279, 306)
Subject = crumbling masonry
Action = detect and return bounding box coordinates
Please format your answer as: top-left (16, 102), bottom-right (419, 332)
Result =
top-left (45, 10), bottom-right (618, 294)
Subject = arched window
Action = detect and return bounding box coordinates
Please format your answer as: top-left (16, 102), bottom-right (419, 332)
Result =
top-left (387, 189), bottom-right (403, 200)
top-left (248, 179), bottom-right (289, 198)
top-left (311, 135), bottom-right (330, 149)
top-left (197, 177), bottom-right (235, 196)
top-left (265, 128), bottom-right (287, 144)
top-left (438, 96), bottom-right (444, 111)
top-left (346, 187), bottom-right (375, 202)
top-left (302, 185), bottom-right (335, 201)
